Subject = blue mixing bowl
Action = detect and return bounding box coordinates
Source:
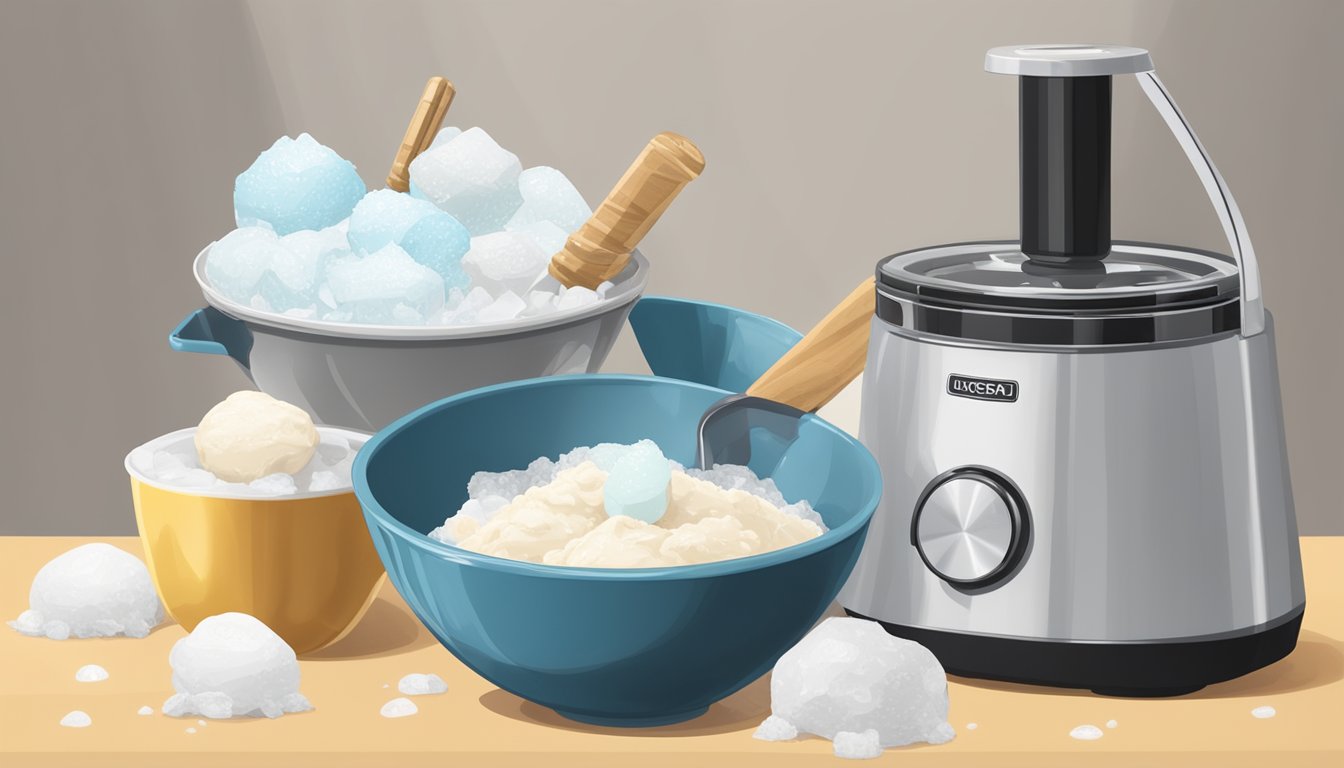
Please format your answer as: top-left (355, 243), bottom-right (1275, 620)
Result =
top-left (355, 373), bottom-right (880, 727)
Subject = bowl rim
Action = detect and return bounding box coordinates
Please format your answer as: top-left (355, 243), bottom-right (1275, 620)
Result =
top-left (193, 245), bottom-right (650, 341)
top-left (126, 425), bottom-right (371, 501)
top-left (354, 373), bottom-right (883, 581)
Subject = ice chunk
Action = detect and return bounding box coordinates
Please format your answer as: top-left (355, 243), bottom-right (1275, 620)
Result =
top-left (408, 127), bottom-right (522, 235)
top-left (60, 710), bottom-right (92, 728)
top-left (461, 231), bottom-right (550, 296)
top-left (401, 211), bottom-right (471, 288)
top-left (476, 291), bottom-right (526, 324)
top-left (307, 471), bottom-right (343, 493)
top-left (259, 225), bottom-right (348, 312)
top-left (138, 705), bottom-right (154, 716)
top-left (770, 617), bottom-right (953, 748)
top-left (604, 441), bottom-right (671, 523)
top-left (441, 286), bottom-right (494, 324)
top-left (397, 673), bottom-right (448, 696)
top-left (833, 729), bottom-right (882, 760)
top-left (248, 473), bottom-right (297, 495)
top-left (8, 543), bottom-right (163, 640)
top-left (234, 133), bottom-right (366, 235)
top-left (1070, 724), bottom-right (1104, 740)
top-left (206, 227), bottom-right (288, 303)
top-left (1252, 706), bottom-right (1276, 719)
top-left (556, 285), bottom-right (600, 311)
top-left (510, 220), bottom-right (569, 258)
top-left (753, 714), bottom-right (798, 741)
top-left (381, 697), bottom-right (418, 718)
top-left (75, 664), bottom-right (109, 682)
top-left (163, 612), bottom-right (312, 719)
top-left (505, 166), bottom-right (592, 233)
top-left (326, 244), bottom-right (445, 323)
top-left (521, 290), bottom-right (558, 317)
top-left (348, 189), bottom-right (442, 254)
top-left (428, 125), bottom-right (462, 150)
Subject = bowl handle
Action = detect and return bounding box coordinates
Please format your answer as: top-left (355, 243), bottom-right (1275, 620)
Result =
top-left (169, 307), bottom-right (253, 372)
top-left (629, 296), bottom-right (803, 393)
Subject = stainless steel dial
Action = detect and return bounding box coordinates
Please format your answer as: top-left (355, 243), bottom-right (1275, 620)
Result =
top-left (912, 468), bottom-right (1028, 587)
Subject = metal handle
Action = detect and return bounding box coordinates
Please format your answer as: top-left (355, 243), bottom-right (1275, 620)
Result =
top-left (1136, 71), bottom-right (1265, 337)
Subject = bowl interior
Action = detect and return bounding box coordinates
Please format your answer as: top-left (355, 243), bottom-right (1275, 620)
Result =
top-left (359, 374), bottom-right (880, 545)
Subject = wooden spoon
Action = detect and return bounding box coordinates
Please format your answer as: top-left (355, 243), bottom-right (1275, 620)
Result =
top-left (385, 76), bottom-right (455, 192)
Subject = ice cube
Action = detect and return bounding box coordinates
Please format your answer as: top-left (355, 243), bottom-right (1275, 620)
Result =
top-left (476, 291), bottom-right (526, 324)
top-left (428, 125), bottom-right (462, 150)
top-left (206, 227), bottom-right (288, 303)
top-left (60, 710), bottom-right (92, 728)
top-left (444, 285), bottom-right (495, 324)
top-left (833, 729), bottom-right (883, 760)
top-left (259, 225), bottom-right (348, 312)
top-left (75, 664), bottom-right (109, 682)
top-left (326, 244), bottom-right (445, 323)
top-left (521, 290), bottom-right (558, 317)
top-left (461, 231), bottom-right (550, 296)
top-left (753, 714), bottom-right (798, 741)
top-left (397, 673), bottom-right (448, 696)
top-left (770, 617), bottom-right (954, 748)
top-left (401, 211), bottom-right (471, 288)
top-left (408, 127), bottom-right (523, 235)
top-left (603, 441), bottom-right (671, 523)
top-left (164, 612), bottom-right (312, 719)
top-left (307, 471), bottom-right (343, 493)
top-left (248, 473), bottom-right (297, 496)
top-left (1070, 724), bottom-right (1104, 740)
top-left (595, 280), bottom-right (615, 298)
top-left (505, 166), bottom-right (592, 233)
top-left (347, 189), bottom-right (441, 253)
top-left (556, 285), bottom-right (600, 311)
top-left (380, 697), bottom-right (418, 718)
top-left (138, 705), bottom-right (154, 716)
top-left (234, 133), bottom-right (366, 235)
top-left (508, 219), bottom-right (569, 259)
top-left (8, 543), bottom-right (164, 640)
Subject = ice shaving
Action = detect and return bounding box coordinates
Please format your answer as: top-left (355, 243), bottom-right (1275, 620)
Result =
top-left (429, 440), bottom-right (826, 568)
top-left (755, 617), bottom-right (956, 758)
top-left (207, 128), bottom-right (618, 326)
top-left (128, 390), bottom-right (361, 496)
top-left (8, 543), bottom-right (164, 640)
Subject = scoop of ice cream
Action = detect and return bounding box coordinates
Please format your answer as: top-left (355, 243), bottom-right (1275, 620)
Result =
top-left (194, 391), bottom-right (318, 483)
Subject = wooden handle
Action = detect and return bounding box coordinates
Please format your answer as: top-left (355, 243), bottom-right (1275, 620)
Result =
top-left (386, 76), bottom-right (455, 192)
top-left (746, 276), bottom-right (875, 413)
top-left (548, 132), bottom-right (705, 289)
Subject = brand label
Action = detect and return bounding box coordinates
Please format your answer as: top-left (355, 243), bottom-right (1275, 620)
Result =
top-left (947, 374), bottom-right (1018, 403)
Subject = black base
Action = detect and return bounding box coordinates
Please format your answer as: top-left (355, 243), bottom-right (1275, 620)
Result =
top-left (845, 607), bottom-right (1304, 697)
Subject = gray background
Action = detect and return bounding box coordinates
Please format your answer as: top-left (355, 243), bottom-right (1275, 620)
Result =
top-left (1, 0), bottom-right (1340, 535)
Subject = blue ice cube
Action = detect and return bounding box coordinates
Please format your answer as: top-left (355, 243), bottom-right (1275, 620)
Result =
top-left (234, 134), bottom-right (366, 236)
top-left (603, 441), bottom-right (672, 524)
top-left (348, 190), bottom-right (470, 288)
top-left (258, 225), bottom-right (349, 311)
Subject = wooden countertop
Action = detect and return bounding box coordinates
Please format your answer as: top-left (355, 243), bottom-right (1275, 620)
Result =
top-left (2, 536), bottom-right (1340, 767)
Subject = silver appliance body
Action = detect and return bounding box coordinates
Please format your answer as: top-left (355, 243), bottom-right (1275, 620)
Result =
top-left (837, 45), bottom-right (1305, 695)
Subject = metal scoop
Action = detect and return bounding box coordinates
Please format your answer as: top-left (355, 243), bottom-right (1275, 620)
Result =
top-left (529, 132), bottom-right (705, 293)
top-left (696, 276), bottom-right (876, 470)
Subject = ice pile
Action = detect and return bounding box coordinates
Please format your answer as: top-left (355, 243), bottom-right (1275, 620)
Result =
top-left (8, 543), bottom-right (164, 640)
top-left (163, 612), bottom-right (312, 719)
top-left (208, 128), bottom-right (618, 327)
top-left (758, 617), bottom-right (955, 758)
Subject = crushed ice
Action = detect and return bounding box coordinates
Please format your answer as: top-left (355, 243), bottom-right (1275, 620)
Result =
top-left (60, 710), bottom-right (92, 728)
top-left (1070, 724), bottom-right (1104, 740)
top-left (75, 664), bottom-right (108, 682)
top-left (162, 613), bottom-right (312, 719)
top-left (129, 428), bottom-right (361, 498)
top-left (397, 673), bottom-right (448, 696)
top-left (381, 697), bottom-right (418, 718)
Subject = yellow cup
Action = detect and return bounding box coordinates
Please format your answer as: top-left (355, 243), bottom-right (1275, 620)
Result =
top-left (128, 428), bottom-right (385, 655)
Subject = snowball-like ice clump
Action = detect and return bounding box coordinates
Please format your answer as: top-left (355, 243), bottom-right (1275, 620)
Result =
top-left (163, 613), bottom-right (312, 719)
top-left (131, 426), bottom-right (359, 497)
top-left (398, 673), bottom-right (448, 696)
top-left (207, 127), bottom-right (619, 329)
top-left (8, 543), bottom-right (164, 640)
top-left (75, 664), bottom-right (109, 682)
top-left (764, 618), bottom-right (955, 754)
top-left (234, 133), bottom-right (365, 235)
top-left (195, 391), bottom-right (318, 483)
